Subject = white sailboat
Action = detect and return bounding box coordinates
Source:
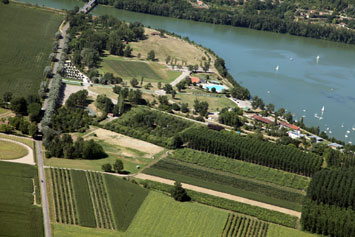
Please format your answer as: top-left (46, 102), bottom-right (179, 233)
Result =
top-left (316, 55), bottom-right (320, 63)
top-left (347, 130), bottom-right (351, 134)
top-left (352, 124), bottom-right (355, 131)
top-left (341, 123), bottom-right (344, 128)
top-left (275, 65), bottom-right (279, 71)
top-left (345, 134), bottom-right (348, 138)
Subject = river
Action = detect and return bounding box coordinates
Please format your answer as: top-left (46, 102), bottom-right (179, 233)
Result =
top-left (18, 0), bottom-right (355, 143)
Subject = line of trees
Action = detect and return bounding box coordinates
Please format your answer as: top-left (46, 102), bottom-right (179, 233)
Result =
top-left (180, 127), bottom-right (323, 176)
top-left (98, 0), bottom-right (355, 44)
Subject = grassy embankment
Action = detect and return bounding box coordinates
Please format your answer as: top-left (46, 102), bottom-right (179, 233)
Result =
top-left (45, 128), bottom-right (164, 173)
top-left (0, 161), bottom-right (43, 237)
top-left (0, 3), bottom-right (62, 97)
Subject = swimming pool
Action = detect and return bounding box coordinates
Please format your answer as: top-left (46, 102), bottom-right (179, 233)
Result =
top-left (203, 84), bottom-right (227, 92)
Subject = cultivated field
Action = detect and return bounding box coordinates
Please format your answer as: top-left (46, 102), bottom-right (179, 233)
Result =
top-left (267, 224), bottom-right (318, 237)
top-left (222, 214), bottom-right (269, 237)
top-left (0, 161), bottom-right (43, 237)
top-left (0, 140), bottom-right (28, 159)
top-left (126, 191), bottom-right (227, 236)
top-left (100, 56), bottom-right (181, 83)
top-left (0, 3), bottom-right (62, 97)
top-left (130, 28), bottom-right (208, 66)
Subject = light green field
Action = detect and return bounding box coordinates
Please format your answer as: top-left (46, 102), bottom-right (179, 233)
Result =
top-left (173, 92), bottom-right (238, 111)
top-left (126, 191), bottom-right (227, 237)
top-left (0, 133), bottom-right (34, 149)
top-left (100, 56), bottom-right (181, 83)
top-left (0, 3), bottom-right (62, 97)
top-left (0, 140), bottom-right (28, 159)
top-left (52, 223), bottom-right (124, 237)
top-left (267, 224), bottom-right (319, 237)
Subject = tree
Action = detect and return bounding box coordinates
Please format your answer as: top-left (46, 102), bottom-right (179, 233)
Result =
top-left (181, 103), bottom-right (189, 113)
top-left (202, 61), bottom-right (210, 72)
top-left (266, 103), bottom-right (275, 113)
top-left (3, 92), bottom-right (12, 103)
top-left (55, 32), bottom-right (62, 40)
top-left (49, 53), bottom-right (57, 62)
top-left (102, 163), bottom-right (112, 172)
top-left (29, 123), bottom-right (38, 138)
top-left (171, 90), bottom-right (176, 99)
top-left (193, 64), bottom-right (199, 72)
top-left (194, 99), bottom-right (209, 117)
top-left (130, 78), bottom-right (139, 87)
top-left (52, 41), bottom-right (59, 52)
top-left (171, 181), bottom-right (189, 202)
top-left (113, 159), bottom-right (124, 173)
top-left (211, 87), bottom-right (217, 93)
top-left (165, 55), bottom-right (171, 64)
top-left (140, 77), bottom-right (144, 86)
top-left (147, 50), bottom-right (155, 61)
top-left (157, 82), bottom-right (162, 89)
top-left (164, 84), bottom-right (173, 94)
top-left (2, 0), bottom-right (9, 4)
top-left (27, 103), bottom-right (42, 122)
top-left (43, 66), bottom-right (52, 78)
top-left (124, 45), bottom-right (132, 57)
top-left (10, 97), bottom-right (27, 115)
top-left (117, 90), bottom-right (125, 115)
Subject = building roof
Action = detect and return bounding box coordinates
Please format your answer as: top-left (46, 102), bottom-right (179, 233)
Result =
top-left (252, 115), bottom-right (272, 124)
top-left (190, 77), bottom-right (201, 84)
top-left (279, 121), bottom-right (300, 130)
top-left (309, 135), bottom-right (324, 142)
top-left (328, 143), bottom-right (343, 148)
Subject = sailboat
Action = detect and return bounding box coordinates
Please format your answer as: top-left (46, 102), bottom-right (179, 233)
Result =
top-left (345, 134), bottom-right (348, 138)
top-left (341, 123), bottom-right (344, 128)
top-left (347, 130), bottom-right (351, 134)
top-left (316, 55), bottom-right (320, 63)
top-left (352, 124), bottom-right (355, 131)
top-left (275, 65), bottom-right (279, 72)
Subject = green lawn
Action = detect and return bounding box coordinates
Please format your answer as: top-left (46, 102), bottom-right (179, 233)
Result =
top-left (0, 3), bottom-right (62, 97)
top-left (267, 224), bottom-right (319, 237)
top-left (0, 133), bottom-right (34, 149)
top-left (0, 140), bottom-right (28, 159)
top-left (126, 191), bottom-right (228, 237)
top-left (100, 56), bottom-right (181, 83)
top-left (0, 161), bottom-right (43, 237)
top-left (173, 92), bottom-right (237, 111)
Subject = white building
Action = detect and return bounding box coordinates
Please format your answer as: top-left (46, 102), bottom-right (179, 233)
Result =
top-left (288, 130), bottom-right (305, 139)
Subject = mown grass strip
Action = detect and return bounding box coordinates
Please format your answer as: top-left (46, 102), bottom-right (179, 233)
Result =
top-left (70, 170), bottom-right (96, 228)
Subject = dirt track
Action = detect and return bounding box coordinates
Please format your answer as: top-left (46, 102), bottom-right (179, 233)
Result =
top-left (135, 173), bottom-right (301, 218)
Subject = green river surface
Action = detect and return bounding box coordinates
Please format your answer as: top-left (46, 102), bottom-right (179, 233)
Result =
top-left (18, 0), bottom-right (355, 143)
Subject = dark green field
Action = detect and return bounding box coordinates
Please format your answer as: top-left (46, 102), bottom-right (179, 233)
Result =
top-left (0, 161), bottom-right (43, 237)
top-left (0, 3), bottom-right (62, 97)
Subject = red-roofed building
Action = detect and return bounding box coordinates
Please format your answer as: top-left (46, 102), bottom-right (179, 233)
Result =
top-left (197, 1), bottom-right (204, 6)
top-left (190, 76), bottom-right (201, 84)
top-left (251, 115), bottom-right (272, 124)
top-left (279, 121), bottom-right (299, 130)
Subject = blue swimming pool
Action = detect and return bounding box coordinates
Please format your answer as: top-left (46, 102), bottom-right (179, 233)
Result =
top-left (203, 84), bottom-right (226, 92)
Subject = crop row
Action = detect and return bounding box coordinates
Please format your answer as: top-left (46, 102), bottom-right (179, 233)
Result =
top-left (50, 168), bottom-right (77, 224)
top-left (222, 213), bottom-right (269, 237)
top-left (86, 171), bottom-right (115, 229)
top-left (170, 149), bottom-right (310, 191)
top-left (145, 159), bottom-right (304, 211)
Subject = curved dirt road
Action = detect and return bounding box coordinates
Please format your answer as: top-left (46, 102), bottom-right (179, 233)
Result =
top-left (135, 173), bottom-right (301, 218)
top-left (0, 138), bottom-right (35, 165)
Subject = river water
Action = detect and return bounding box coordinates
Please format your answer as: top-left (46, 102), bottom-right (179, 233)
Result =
top-left (18, 0), bottom-right (355, 143)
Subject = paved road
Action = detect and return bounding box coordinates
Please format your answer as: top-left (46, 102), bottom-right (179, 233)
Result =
top-left (135, 173), bottom-right (302, 218)
top-left (36, 141), bottom-right (51, 237)
top-left (170, 70), bottom-right (190, 86)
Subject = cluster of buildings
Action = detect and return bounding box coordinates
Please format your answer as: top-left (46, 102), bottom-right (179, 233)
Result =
top-left (64, 60), bottom-right (89, 84)
top-left (250, 114), bottom-right (344, 149)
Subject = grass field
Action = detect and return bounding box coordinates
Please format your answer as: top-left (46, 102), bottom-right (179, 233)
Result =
top-left (0, 3), bottom-right (62, 97)
top-left (130, 28), bottom-right (208, 66)
top-left (0, 140), bottom-right (28, 159)
top-left (173, 92), bottom-right (238, 111)
top-left (0, 133), bottom-right (34, 149)
top-left (100, 55), bottom-right (181, 83)
top-left (0, 161), bottom-right (43, 237)
top-left (267, 224), bottom-right (319, 237)
top-left (104, 174), bottom-right (149, 231)
top-left (52, 223), bottom-right (124, 237)
top-left (126, 191), bottom-right (227, 236)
